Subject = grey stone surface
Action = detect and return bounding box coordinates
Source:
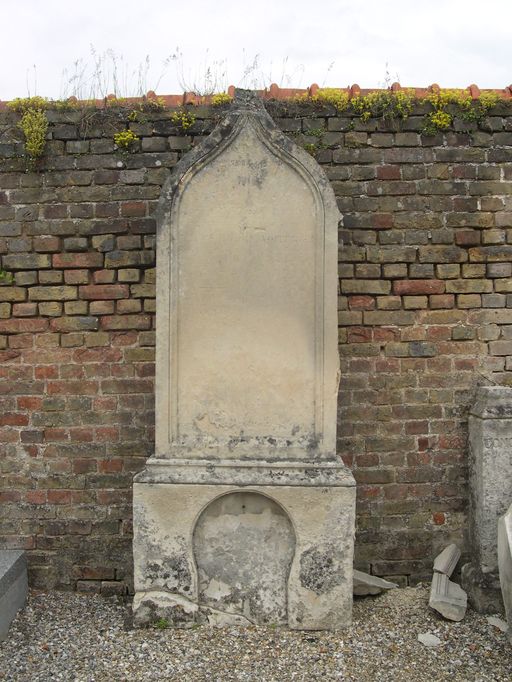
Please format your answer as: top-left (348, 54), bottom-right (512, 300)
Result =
top-left (353, 570), bottom-right (398, 596)
top-left (464, 386), bottom-right (512, 612)
top-left (429, 572), bottom-right (467, 622)
top-left (0, 550), bottom-right (27, 641)
top-left (433, 544), bottom-right (461, 577)
top-left (498, 502), bottom-right (512, 642)
top-left (132, 90), bottom-right (356, 630)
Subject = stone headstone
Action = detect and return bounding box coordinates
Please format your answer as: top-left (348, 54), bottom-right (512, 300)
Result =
top-left (462, 386), bottom-right (512, 613)
top-left (132, 90), bottom-right (356, 630)
top-left (498, 502), bottom-right (512, 642)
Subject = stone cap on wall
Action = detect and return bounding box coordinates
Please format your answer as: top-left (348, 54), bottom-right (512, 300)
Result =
top-left (2, 82), bottom-right (512, 109)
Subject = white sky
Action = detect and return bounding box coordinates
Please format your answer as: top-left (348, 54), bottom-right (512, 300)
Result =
top-left (1, 0), bottom-right (511, 100)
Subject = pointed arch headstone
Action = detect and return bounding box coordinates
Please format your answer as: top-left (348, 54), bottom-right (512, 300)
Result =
top-left (132, 90), bottom-right (355, 629)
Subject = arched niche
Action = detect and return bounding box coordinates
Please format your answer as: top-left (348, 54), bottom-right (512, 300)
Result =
top-left (192, 491), bottom-right (295, 625)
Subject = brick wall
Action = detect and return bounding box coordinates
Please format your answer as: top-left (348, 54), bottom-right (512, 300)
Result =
top-left (1, 98), bottom-right (512, 592)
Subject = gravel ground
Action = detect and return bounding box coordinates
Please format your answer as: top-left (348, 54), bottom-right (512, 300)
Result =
top-left (0, 586), bottom-right (510, 681)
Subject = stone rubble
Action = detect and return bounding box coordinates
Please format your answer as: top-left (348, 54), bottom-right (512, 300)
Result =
top-left (353, 570), bottom-right (398, 596)
top-left (1, 587), bottom-right (511, 682)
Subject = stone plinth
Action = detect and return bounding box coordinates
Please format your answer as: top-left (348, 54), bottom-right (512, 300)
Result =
top-left (132, 90), bottom-right (356, 629)
top-left (462, 386), bottom-right (512, 613)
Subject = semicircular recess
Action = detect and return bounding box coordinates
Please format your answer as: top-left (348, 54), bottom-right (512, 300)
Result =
top-left (192, 491), bottom-right (296, 625)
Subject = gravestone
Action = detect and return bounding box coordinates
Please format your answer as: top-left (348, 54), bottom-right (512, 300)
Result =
top-left (462, 386), bottom-right (512, 612)
top-left (132, 90), bottom-right (356, 629)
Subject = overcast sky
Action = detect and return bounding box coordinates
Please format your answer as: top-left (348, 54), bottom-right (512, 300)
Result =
top-left (1, 0), bottom-right (511, 100)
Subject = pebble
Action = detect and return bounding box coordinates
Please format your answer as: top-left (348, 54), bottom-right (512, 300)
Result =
top-left (0, 586), bottom-right (511, 681)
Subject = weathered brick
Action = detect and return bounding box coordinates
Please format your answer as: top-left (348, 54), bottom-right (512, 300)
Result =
top-left (445, 279), bottom-right (493, 294)
top-left (53, 253), bottom-right (104, 268)
top-left (419, 246), bottom-right (468, 263)
top-left (29, 286), bottom-right (77, 301)
top-left (0, 287), bottom-right (26, 302)
top-left (79, 285), bottom-right (129, 300)
top-left (341, 280), bottom-right (391, 295)
top-left (49, 316), bottom-right (99, 332)
top-left (100, 315), bottom-right (152, 330)
top-left (2, 254), bottom-right (52, 270)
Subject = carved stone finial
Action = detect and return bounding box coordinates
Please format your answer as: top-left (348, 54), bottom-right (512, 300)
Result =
top-left (233, 88), bottom-right (265, 111)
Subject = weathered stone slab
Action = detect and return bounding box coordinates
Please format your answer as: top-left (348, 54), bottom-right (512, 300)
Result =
top-left (498, 502), bottom-right (512, 642)
top-left (433, 544), bottom-right (461, 577)
top-left (353, 570), bottom-right (398, 596)
top-left (132, 90), bottom-right (356, 630)
top-left (429, 572), bottom-right (467, 621)
top-left (0, 550), bottom-right (27, 641)
top-left (463, 386), bottom-right (512, 613)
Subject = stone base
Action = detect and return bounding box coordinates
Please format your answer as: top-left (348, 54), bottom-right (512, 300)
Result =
top-left (133, 459), bottom-right (355, 630)
top-left (461, 562), bottom-right (504, 614)
top-left (0, 550), bottom-right (28, 641)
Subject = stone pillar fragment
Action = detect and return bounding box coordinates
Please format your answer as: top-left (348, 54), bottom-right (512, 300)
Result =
top-left (462, 386), bottom-right (512, 613)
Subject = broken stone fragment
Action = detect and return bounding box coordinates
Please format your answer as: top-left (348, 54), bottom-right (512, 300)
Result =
top-left (429, 572), bottom-right (467, 622)
top-left (433, 543), bottom-right (461, 577)
top-left (418, 632), bottom-right (442, 647)
top-left (498, 502), bottom-right (512, 643)
top-left (353, 570), bottom-right (398, 596)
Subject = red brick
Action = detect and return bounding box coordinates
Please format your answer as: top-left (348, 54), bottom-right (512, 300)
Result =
top-left (35, 366), bottom-right (59, 379)
top-left (25, 490), bottom-right (47, 504)
top-left (393, 280), bottom-right (445, 295)
top-left (376, 166), bottom-right (400, 180)
top-left (79, 284), bottom-right (129, 300)
top-left (47, 380), bottom-right (99, 395)
top-left (47, 490), bottom-right (72, 504)
top-left (52, 253), bottom-right (104, 268)
top-left (455, 230), bottom-right (480, 246)
top-left (0, 412), bottom-right (29, 426)
top-left (0, 319), bottom-right (48, 333)
top-left (17, 396), bottom-right (43, 410)
top-left (120, 201), bottom-right (146, 217)
top-left (348, 295), bottom-right (375, 310)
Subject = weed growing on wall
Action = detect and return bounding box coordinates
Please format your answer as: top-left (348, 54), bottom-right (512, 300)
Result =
top-left (8, 97), bottom-right (50, 167)
top-left (211, 92), bottom-right (233, 106)
top-left (352, 89), bottom-right (415, 123)
top-left (171, 109), bottom-right (196, 132)
top-left (423, 89), bottom-right (501, 134)
top-left (113, 129), bottom-right (139, 150)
